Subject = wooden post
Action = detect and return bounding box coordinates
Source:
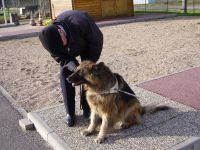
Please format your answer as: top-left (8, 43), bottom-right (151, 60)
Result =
top-left (2, 0), bottom-right (7, 24)
top-left (72, 0), bottom-right (75, 10)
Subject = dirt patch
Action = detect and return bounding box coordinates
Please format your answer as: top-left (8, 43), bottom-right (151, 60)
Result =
top-left (1, 16), bottom-right (200, 112)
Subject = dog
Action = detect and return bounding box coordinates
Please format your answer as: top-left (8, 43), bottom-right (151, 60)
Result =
top-left (67, 61), bottom-right (169, 144)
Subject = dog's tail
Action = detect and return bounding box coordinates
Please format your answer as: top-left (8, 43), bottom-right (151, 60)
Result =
top-left (141, 105), bottom-right (170, 115)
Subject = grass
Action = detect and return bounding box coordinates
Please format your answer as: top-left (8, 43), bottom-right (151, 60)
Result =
top-left (136, 1), bottom-right (200, 7)
top-left (0, 9), bottom-right (11, 23)
top-left (0, 8), bottom-right (21, 23)
top-left (135, 9), bottom-right (200, 16)
top-left (134, 10), bottom-right (200, 16)
top-left (0, 14), bottom-right (8, 23)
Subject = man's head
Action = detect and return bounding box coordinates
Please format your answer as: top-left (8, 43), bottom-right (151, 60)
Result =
top-left (39, 24), bottom-right (67, 55)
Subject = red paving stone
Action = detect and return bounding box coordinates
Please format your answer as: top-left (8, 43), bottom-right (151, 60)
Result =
top-left (137, 67), bottom-right (200, 109)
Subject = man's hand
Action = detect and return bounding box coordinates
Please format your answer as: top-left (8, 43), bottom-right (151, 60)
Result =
top-left (65, 61), bottom-right (77, 72)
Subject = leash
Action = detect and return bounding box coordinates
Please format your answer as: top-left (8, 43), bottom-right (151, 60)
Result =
top-left (80, 85), bottom-right (83, 110)
top-left (117, 89), bottom-right (137, 97)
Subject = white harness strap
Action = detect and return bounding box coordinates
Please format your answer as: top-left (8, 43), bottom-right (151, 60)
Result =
top-left (100, 78), bottom-right (119, 94)
top-left (118, 89), bottom-right (137, 97)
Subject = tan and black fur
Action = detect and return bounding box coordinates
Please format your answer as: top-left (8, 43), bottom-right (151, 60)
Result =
top-left (67, 61), bottom-right (169, 144)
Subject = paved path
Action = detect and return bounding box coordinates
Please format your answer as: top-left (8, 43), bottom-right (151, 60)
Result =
top-left (0, 91), bottom-right (52, 150)
top-left (28, 85), bottom-right (200, 150)
top-left (0, 24), bottom-right (43, 41)
top-left (0, 13), bottom-right (176, 41)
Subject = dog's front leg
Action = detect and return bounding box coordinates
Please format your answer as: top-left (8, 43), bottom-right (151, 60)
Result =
top-left (81, 111), bottom-right (98, 136)
top-left (95, 115), bottom-right (109, 144)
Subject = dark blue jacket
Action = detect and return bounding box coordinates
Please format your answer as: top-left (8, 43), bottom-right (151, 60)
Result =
top-left (52, 10), bottom-right (103, 65)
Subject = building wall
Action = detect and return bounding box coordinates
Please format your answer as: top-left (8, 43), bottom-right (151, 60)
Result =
top-left (51, 0), bottom-right (133, 20)
top-left (73, 0), bottom-right (102, 19)
top-left (51, 0), bottom-right (72, 18)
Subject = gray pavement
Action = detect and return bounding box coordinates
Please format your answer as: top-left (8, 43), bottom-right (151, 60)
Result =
top-left (0, 91), bottom-right (52, 150)
top-left (0, 13), bottom-right (177, 41)
top-left (0, 24), bottom-right (43, 41)
top-left (28, 86), bottom-right (200, 150)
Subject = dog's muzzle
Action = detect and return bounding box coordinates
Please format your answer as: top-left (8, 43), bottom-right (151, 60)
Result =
top-left (67, 74), bottom-right (86, 86)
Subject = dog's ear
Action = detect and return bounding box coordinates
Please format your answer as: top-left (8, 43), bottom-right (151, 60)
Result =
top-left (92, 62), bottom-right (104, 74)
top-left (94, 62), bottom-right (104, 70)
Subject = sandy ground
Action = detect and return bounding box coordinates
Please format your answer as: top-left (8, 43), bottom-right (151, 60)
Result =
top-left (1, 16), bottom-right (200, 112)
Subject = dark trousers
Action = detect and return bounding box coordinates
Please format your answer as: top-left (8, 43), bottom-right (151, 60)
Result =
top-left (60, 66), bottom-right (90, 117)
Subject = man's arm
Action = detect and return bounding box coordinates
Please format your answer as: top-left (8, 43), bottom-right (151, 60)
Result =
top-left (78, 15), bottom-right (103, 62)
top-left (68, 13), bottom-right (103, 62)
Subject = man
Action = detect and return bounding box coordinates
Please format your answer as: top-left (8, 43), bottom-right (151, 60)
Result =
top-left (39, 10), bottom-right (103, 127)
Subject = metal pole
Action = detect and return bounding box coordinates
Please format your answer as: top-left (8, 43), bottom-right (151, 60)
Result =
top-left (2, 0), bottom-right (7, 24)
top-left (193, 0), bottom-right (195, 14)
top-left (185, 0), bottom-right (187, 14)
top-left (166, 0), bottom-right (168, 12)
top-left (182, 0), bottom-right (187, 14)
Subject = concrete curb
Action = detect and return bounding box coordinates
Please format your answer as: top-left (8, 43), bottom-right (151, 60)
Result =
top-left (0, 85), bottom-right (27, 118)
top-left (170, 136), bottom-right (200, 150)
top-left (28, 111), bottom-right (71, 150)
top-left (0, 23), bottom-right (16, 28)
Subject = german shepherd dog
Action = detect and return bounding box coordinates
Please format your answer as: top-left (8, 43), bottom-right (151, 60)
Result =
top-left (67, 61), bottom-right (169, 144)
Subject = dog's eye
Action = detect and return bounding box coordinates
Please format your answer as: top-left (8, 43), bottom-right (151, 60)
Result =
top-left (80, 69), bottom-right (87, 76)
top-left (76, 70), bottom-right (84, 77)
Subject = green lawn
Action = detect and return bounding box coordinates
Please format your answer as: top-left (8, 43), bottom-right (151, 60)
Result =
top-left (0, 8), bottom-right (21, 23)
top-left (135, 9), bottom-right (200, 16)
top-left (0, 9), bottom-right (10, 23)
top-left (135, 0), bottom-right (200, 7)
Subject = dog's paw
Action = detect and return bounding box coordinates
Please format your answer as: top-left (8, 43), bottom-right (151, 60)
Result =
top-left (120, 123), bottom-right (130, 129)
top-left (95, 136), bottom-right (106, 144)
top-left (81, 130), bottom-right (93, 136)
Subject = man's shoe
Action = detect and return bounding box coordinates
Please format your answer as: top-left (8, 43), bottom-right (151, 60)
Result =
top-left (63, 114), bottom-right (75, 127)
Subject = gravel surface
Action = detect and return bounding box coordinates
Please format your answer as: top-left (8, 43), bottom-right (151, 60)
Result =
top-left (1, 16), bottom-right (200, 112)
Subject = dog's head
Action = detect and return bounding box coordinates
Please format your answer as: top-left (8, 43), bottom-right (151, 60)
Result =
top-left (67, 61), bottom-right (110, 87)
